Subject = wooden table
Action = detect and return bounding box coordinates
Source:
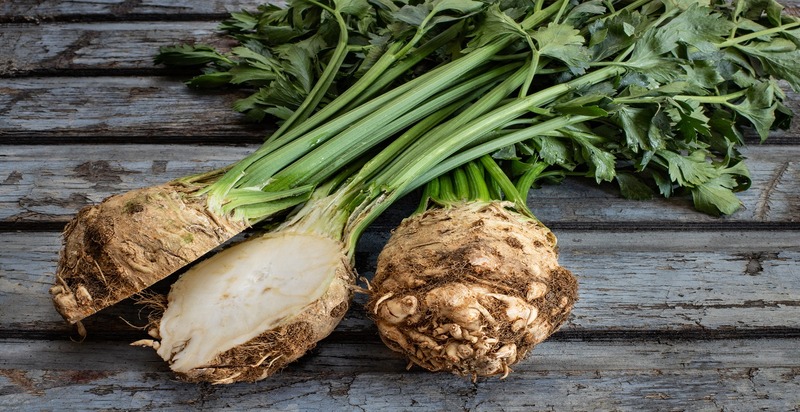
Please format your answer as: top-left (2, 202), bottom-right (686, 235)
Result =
top-left (2, 1), bottom-right (799, 410)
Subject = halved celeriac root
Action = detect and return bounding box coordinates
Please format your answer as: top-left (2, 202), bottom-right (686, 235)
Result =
top-left (51, 182), bottom-right (247, 324)
top-left (133, 230), bottom-right (354, 384)
top-left (368, 202), bottom-right (578, 379)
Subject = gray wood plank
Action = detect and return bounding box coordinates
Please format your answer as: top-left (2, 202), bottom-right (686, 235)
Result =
top-left (0, 22), bottom-right (235, 76)
top-left (527, 144), bottom-right (800, 224)
top-left (1, 338), bottom-right (798, 410)
top-left (0, 1), bottom-right (269, 20)
top-left (0, 145), bottom-right (253, 223)
top-left (1, 144), bottom-right (799, 224)
top-left (1, 0), bottom-right (796, 20)
top-left (2, 229), bottom-right (798, 335)
top-left (2, 4), bottom-right (798, 411)
top-left (0, 79), bottom-right (798, 142)
top-left (0, 77), bottom-right (265, 139)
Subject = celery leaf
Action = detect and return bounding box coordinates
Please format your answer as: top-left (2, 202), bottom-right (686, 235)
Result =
top-left (531, 23), bottom-right (590, 74)
top-left (616, 173), bottom-right (654, 200)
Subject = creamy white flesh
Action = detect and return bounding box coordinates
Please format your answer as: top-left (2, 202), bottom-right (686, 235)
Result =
top-left (156, 232), bottom-right (343, 372)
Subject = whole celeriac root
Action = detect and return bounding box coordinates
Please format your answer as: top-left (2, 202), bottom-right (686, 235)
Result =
top-left (51, 182), bottom-right (246, 324)
top-left (368, 202), bottom-right (577, 379)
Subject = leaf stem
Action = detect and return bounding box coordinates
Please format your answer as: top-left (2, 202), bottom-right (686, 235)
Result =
top-left (534, 0), bottom-right (544, 14)
top-left (515, 161), bottom-right (548, 196)
top-left (554, 0), bottom-right (570, 24)
top-left (409, 115), bottom-right (597, 193)
top-left (269, 0), bottom-right (349, 139)
top-left (382, 66), bottom-right (625, 191)
top-left (466, 162), bottom-right (491, 201)
top-left (263, 63), bottom-right (520, 192)
top-left (586, 0), bottom-right (654, 25)
top-left (344, 113), bottom-right (598, 251)
top-left (479, 155), bottom-right (531, 216)
top-left (717, 21), bottom-right (800, 48)
top-left (613, 89), bottom-right (747, 105)
top-left (519, 52), bottom-right (541, 98)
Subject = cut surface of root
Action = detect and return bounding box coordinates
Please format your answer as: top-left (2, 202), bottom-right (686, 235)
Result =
top-left (368, 202), bottom-right (578, 378)
top-left (51, 182), bottom-right (247, 324)
top-left (148, 231), bottom-right (353, 384)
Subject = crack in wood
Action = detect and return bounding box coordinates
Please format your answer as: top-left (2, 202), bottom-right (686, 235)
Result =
top-left (85, 382), bottom-right (170, 396)
top-left (109, 0), bottom-right (145, 16)
top-left (616, 299), bottom-right (800, 311)
top-left (41, 32), bottom-right (98, 71)
top-left (740, 252), bottom-right (779, 276)
top-left (459, 381), bottom-right (479, 410)
top-left (335, 376), bottom-right (364, 411)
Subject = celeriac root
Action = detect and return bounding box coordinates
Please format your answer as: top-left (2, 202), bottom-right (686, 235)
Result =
top-left (134, 231), bottom-right (354, 384)
top-left (51, 182), bottom-right (246, 324)
top-left (368, 202), bottom-right (578, 378)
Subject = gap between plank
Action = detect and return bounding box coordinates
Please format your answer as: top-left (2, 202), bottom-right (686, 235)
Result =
top-left (3, 327), bottom-right (800, 343)
top-left (3, 221), bottom-right (800, 233)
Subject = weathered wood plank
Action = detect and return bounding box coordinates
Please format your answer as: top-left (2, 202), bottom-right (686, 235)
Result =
top-left (0, 77), bottom-right (265, 140)
top-left (1, 339), bottom-right (798, 410)
top-left (0, 145), bottom-right (253, 223)
top-left (0, 1), bottom-right (268, 21)
top-left (0, 22), bottom-right (236, 76)
top-left (1, 0), bottom-right (796, 20)
top-left (1, 145), bottom-right (798, 224)
top-left (0, 77), bottom-right (799, 142)
top-left (1, 4), bottom-right (797, 411)
top-left (527, 144), bottom-right (800, 224)
top-left (2, 230), bottom-right (798, 336)
top-left (1, 5), bottom-right (799, 76)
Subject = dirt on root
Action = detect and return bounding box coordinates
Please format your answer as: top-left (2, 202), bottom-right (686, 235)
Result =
top-left (51, 182), bottom-right (246, 324)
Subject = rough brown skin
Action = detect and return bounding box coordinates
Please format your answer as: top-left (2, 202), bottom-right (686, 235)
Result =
top-left (368, 202), bottom-right (578, 379)
top-left (51, 182), bottom-right (247, 324)
top-left (139, 256), bottom-right (354, 384)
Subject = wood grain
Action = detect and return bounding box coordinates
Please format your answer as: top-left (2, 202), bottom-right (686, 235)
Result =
top-left (2, 2), bottom-right (800, 409)
top-left (0, 22), bottom-right (237, 76)
top-left (0, 77), bottom-right (265, 141)
top-left (0, 1), bottom-right (269, 21)
top-left (1, 145), bottom-right (798, 224)
top-left (1, 0), bottom-right (797, 20)
top-left (2, 230), bottom-right (798, 337)
top-left (0, 145), bottom-right (252, 223)
top-left (1, 339), bottom-right (798, 410)
top-left (0, 79), bottom-right (798, 143)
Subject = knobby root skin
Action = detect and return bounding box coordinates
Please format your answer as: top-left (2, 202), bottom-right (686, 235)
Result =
top-left (368, 202), bottom-right (578, 379)
top-left (51, 182), bottom-right (247, 324)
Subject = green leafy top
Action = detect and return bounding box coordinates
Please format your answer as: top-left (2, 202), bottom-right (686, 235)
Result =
top-left (484, 0), bottom-right (799, 216)
top-left (155, 0), bottom-right (486, 121)
top-left (160, 0), bottom-right (800, 218)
